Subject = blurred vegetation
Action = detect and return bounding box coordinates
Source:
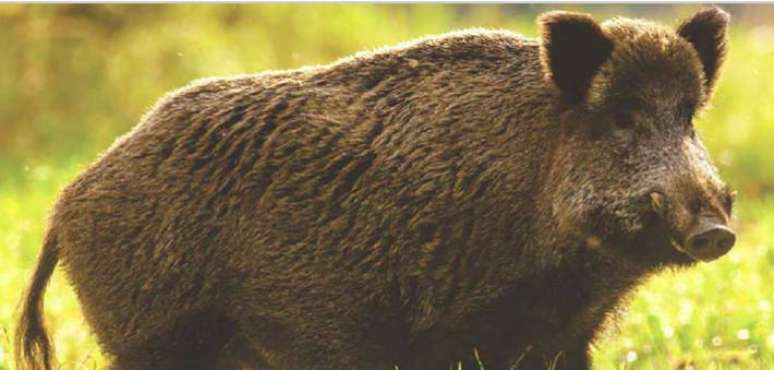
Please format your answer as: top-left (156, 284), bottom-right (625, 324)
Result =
top-left (1, 4), bottom-right (773, 369)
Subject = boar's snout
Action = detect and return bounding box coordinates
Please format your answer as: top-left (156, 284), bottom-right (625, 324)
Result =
top-left (683, 218), bottom-right (736, 262)
top-left (649, 190), bottom-right (736, 262)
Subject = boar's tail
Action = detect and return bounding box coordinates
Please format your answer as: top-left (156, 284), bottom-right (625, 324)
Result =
top-left (15, 229), bottom-right (59, 370)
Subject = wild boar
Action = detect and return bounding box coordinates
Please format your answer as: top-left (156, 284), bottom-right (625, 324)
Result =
top-left (16, 8), bottom-right (735, 370)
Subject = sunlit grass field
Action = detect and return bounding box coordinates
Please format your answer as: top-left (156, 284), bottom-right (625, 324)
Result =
top-left (1, 5), bottom-right (773, 369)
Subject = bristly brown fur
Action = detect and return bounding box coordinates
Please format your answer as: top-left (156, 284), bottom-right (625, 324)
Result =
top-left (16, 9), bottom-right (733, 370)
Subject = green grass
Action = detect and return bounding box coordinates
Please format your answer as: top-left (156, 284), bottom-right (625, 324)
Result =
top-left (1, 5), bottom-right (773, 370)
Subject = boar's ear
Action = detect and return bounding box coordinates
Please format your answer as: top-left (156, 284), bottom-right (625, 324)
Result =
top-left (539, 11), bottom-right (614, 105)
top-left (677, 7), bottom-right (729, 94)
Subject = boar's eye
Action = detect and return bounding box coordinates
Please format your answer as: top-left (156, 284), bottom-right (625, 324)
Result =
top-left (722, 188), bottom-right (736, 214)
top-left (614, 111), bottom-right (635, 130)
top-left (609, 111), bottom-right (638, 143)
top-left (613, 99), bottom-right (645, 131)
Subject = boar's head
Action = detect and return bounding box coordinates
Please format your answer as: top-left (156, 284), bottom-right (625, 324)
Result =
top-left (538, 8), bottom-right (735, 266)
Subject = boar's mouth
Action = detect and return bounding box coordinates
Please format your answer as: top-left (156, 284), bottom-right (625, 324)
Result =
top-left (587, 201), bottom-right (695, 268)
top-left (576, 192), bottom-right (734, 267)
top-left (580, 212), bottom-right (696, 268)
top-left (626, 220), bottom-right (698, 267)
top-left (666, 236), bottom-right (706, 265)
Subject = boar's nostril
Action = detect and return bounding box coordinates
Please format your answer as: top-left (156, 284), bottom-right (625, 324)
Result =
top-left (690, 236), bottom-right (710, 250)
top-left (684, 224), bottom-right (736, 262)
top-left (715, 229), bottom-right (736, 250)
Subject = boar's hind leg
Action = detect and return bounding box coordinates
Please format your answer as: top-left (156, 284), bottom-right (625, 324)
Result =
top-left (106, 311), bottom-right (241, 370)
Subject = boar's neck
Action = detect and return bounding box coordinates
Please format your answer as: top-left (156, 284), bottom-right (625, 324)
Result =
top-left (360, 36), bottom-right (612, 331)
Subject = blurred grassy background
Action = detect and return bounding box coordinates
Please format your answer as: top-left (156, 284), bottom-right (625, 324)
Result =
top-left (1, 4), bottom-right (773, 369)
